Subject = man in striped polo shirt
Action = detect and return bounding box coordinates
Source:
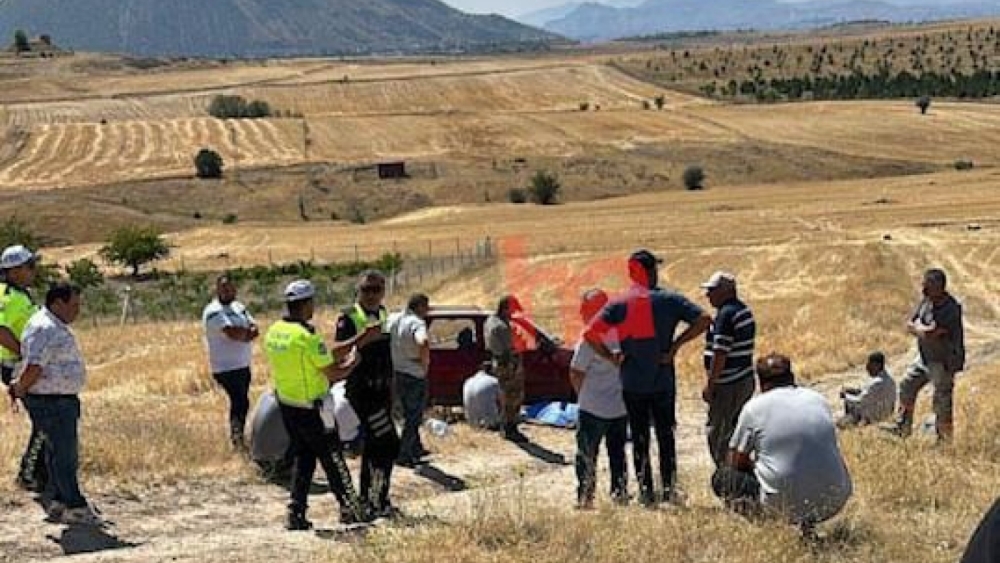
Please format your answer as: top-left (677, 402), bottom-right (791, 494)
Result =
top-left (701, 271), bottom-right (756, 467)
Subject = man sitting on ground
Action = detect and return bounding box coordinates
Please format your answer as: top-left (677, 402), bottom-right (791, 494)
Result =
top-left (463, 362), bottom-right (502, 430)
top-left (713, 353), bottom-right (853, 533)
top-left (838, 351), bottom-right (896, 428)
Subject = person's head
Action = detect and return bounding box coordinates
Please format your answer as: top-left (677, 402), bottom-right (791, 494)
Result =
top-left (922, 268), bottom-right (947, 300)
top-left (45, 282), bottom-right (82, 324)
top-left (496, 294), bottom-right (522, 321)
top-left (215, 273), bottom-right (237, 305)
top-left (479, 360), bottom-right (493, 375)
top-left (628, 249), bottom-right (662, 289)
top-left (356, 270), bottom-right (386, 310)
top-left (457, 327), bottom-right (475, 349)
top-left (407, 293), bottom-right (430, 319)
top-left (866, 351), bottom-right (886, 377)
top-left (756, 352), bottom-right (796, 391)
top-left (1, 245), bottom-right (38, 287)
top-left (700, 270), bottom-right (737, 308)
top-left (579, 288), bottom-right (609, 324)
top-left (283, 279), bottom-right (315, 321)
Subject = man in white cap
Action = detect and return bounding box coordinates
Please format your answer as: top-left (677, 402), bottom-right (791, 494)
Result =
top-left (263, 279), bottom-right (368, 530)
top-left (701, 271), bottom-right (756, 467)
top-left (0, 244), bottom-right (45, 491)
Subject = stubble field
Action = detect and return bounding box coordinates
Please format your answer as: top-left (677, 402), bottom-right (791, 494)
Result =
top-left (1, 21), bottom-right (1000, 563)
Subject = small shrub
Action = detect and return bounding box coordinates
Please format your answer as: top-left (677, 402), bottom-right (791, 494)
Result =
top-left (64, 258), bottom-right (104, 289)
top-left (916, 95), bottom-right (931, 115)
top-left (654, 94), bottom-right (666, 110)
top-left (642, 100), bottom-right (651, 110)
top-left (683, 165), bottom-right (706, 190)
top-left (579, 102), bottom-right (590, 111)
top-left (528, 171), bottom-right (561, 205)
top-left (194, 148), bottom-right (223, 179)
top-left (508, 188), bottom-right (528, 204)
top-left (954, 160), bottom-right (975, 171)
top-left (222, 213), bottom-right (238, 224)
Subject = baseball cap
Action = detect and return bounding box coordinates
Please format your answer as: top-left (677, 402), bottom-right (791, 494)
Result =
top-left (580, 288), bottom-right (609, 321)
top-left (700, 271), bottom-right (737, 290)
top-left (629, 249), bottom-right (662, 270)
top-left (1, 245), bottom-right (37, 270)
top-left (283, 279), bottom-right (315, 302)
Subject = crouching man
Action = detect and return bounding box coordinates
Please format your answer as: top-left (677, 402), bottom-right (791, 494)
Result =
top-left (713, 353), bottom-right (852, 534)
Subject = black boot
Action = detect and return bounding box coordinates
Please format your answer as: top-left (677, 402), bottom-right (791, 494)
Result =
top-left (286, 510), bottom-right (313, 531)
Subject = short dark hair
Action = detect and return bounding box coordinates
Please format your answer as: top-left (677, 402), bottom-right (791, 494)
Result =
top-left (867, 351), bottom-right (886, 368)
top-left (45, 282), bottom-right (81, 308)
top-left (408, 293), bottom-right (429, 311)
top-left (286, 298), bottom-right (312, 317)
top-left (216, 273), bottom-right (233, 285)
top-left (925, 268), bottom-right (947, 289)
top-left (357, 269), bottom-right (385, 286)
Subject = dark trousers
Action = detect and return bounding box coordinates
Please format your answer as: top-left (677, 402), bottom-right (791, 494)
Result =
top-left (354, 399), bottom-right (400, 511)
top-left (623, 390), bottom-right (676, 503)
top-left (23, 395), bottom-right (86, 509)
top-left (278, 403), bottom-right (362, 519)
top-left (960, 497), bottom-right (1000, 563)
top-left (394, 372), bottom-right (427, 463)
top-left (706, 376), bottom-right (755, 467)
top-left (712, 466), bottom-right (762, 516)
top-left (575, 410), bottom-right (628, 503)
top-left (5, 365), bottom-right (48, 488)
top-left (213, 367), bottom-right (251, 443)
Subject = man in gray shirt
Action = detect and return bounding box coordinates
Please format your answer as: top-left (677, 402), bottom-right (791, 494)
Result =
top-left (463, 362), bottom-right (501, 430)
top-left (838, 351), bottom-right (896, 428)
top-left (883, 268), bottom-right (964, 441)
top-left (389, 293), bottom-right (431, 467)
top-left (713, 353), bottom-right (852, 533)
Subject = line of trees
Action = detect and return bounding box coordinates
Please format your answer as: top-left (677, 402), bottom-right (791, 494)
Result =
top-left (711, 68), bottom-right (1000, 102)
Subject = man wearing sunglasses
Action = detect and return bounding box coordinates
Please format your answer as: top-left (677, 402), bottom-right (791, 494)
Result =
top-left (334, 270), bottom-right (401, 518)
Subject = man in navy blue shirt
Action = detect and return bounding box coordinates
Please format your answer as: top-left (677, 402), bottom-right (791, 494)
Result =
top-left (586, 249), bottom-right (711, 506)
top-left (701, 271), bottom-right (756, 467)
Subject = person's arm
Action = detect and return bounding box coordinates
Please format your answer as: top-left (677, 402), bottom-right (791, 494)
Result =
top-left (413, 320), bottom-right (431, 373)
top-left (703, 312), bottom-right (728, 399)
top-left (0, 326), bottom-right (20, 357)
top-left (584, 304), bottom-right (624, 365)
top-left (321, 347), bottom-right (360, 383)
top-left (726, 407), bottom-right (756, 472)
top-left (11, 363), bottom-right (42, 398)
top-left (332, 313), bottom-right (381, 350)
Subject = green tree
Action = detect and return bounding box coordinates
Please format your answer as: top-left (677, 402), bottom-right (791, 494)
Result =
top-left (528, 171), bottom-right (561, 205)
top-left (683, 165), bottom-right (706, 190)
top-left (65, 258), bottom-right (104, 289)
top-left (916, 95), bottom-right (931, 115)
top-left (99, 225), bottom-right (171, 277)
top-left (13, 30), bottom-right (29, 53)
top-left (194, 148), bottom-right (224, 179)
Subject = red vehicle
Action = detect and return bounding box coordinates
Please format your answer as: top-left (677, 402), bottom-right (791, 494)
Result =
top-left (424, 307), bottom-right (575, 406)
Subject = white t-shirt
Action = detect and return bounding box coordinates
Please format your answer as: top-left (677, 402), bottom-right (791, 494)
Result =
top-left (570, 334), bottom-right (626, 420)
top-left (327, 382), bottom-right (360, 442)
top-left (731, 386), bottom-right (853, 524)
top-left (388, 310), bottom-right (429, 378)
top-left (202, 298), bottom-right (255, 374)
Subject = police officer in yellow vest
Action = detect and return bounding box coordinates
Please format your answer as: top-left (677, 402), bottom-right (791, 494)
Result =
top-left (334, 270), bottom-right (401, 518)
top-left (0, 245), bottom-right (45, 491)
top-left (264, 280), bottom-right (368, 530)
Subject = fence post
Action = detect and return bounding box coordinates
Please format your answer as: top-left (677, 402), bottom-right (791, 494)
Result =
top-left (119, 286), bottom-right (132, 327)
top-left (355, 244), bottom-right (360, 263)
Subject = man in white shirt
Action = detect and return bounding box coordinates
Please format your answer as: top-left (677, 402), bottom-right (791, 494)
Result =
top-left (388, 294), bottom-right (431, 467)
top-left (11, 283), bottom-right (103, 526)
top-left (713, 353), bottom-right (853, 533)
top-left (202, 274), bottom-right (259, 449)
top-left (838, 351), bottom-right (897, 428)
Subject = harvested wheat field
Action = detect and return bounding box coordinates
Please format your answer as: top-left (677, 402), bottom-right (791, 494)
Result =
top-left (7, 164), bottom-right (1000, 562)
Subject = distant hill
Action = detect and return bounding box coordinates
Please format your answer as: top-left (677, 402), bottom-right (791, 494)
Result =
top-left (515, 0), bottom-right (642, 28)
top-left (546, 0), bottom-right (1000, 41)
top-left (0, 0), bottom-right (561, 58)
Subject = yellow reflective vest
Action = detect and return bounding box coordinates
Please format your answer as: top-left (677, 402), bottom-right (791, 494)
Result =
top-left (0, 283), bottom-right (37, 363)
top-left (264, 319), bottom-right (335, 408)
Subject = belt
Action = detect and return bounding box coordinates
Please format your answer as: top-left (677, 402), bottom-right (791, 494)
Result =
top-left (26, 394), bottom-right (78, 400)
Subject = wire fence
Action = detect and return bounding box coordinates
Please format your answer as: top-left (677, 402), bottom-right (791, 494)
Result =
top-left (81, 236), bottom-right (496, 327)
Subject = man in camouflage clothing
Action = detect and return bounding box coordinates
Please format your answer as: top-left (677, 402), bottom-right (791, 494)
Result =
top-left (485, 295), bottom-right (527, 443)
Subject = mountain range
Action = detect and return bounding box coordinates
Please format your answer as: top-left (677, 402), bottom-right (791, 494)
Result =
top-left (0, 0), bottom-right (560, 58)
top-left (541, 0), bottom-right (1000, 41)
